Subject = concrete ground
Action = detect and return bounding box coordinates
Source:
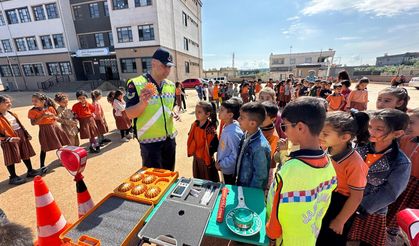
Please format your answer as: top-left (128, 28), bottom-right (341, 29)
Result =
top-left (0, 83), bottom-right (418, 244)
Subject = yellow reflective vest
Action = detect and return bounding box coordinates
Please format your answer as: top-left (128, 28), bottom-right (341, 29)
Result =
top-left (127, 75), bottom-right (177, 143)
top-left (267, 158), bottom-right (337, 245)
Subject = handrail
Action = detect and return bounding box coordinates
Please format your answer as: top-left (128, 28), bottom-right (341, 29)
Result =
top-left (37, 75), bottom-right (70, 91)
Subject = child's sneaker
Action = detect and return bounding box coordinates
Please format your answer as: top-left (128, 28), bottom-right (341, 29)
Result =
top-left (127, 133), bottom-right (133, 139)
top-left (121, 137), bottom-right (129, 142)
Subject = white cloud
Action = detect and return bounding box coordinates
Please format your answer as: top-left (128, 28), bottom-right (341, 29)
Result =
top-left (387, 23), bottom-right (419, 33)
top-left (282, 22), bottom-right (320, 40)
top-left (286, 16), bottom-right (300, 21)
top-left (335, 36), bottom-right (361, 41)
top-left (302, 0), bottom-right (419, 16)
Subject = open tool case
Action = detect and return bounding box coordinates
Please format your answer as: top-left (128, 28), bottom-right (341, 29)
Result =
top-left (60, 193), bottom-right (153, 246)
top-left (138, 178), bottom-right (221, 246)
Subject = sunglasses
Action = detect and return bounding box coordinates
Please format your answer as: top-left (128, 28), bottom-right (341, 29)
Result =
top-left (281, 122), bottom-right (296, 132)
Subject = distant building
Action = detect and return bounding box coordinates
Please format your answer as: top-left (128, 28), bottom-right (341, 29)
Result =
top-left (269, 50), bottom-right (335, 80)
top-left (376, 52), bottom-right (419, 66)
top-left (203, 67), bottom-right (238, 79)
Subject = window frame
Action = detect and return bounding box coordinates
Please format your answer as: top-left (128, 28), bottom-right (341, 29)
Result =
top-left (141, 57), bottom-right (152, 73)
top-left (14, 38), bottom-right (27, 52)
top-left (46, 62), bottom-right (60, 75)
top-left (138, 24), bottom-right (155, 41)
top-left (45, 3), bottom-right (59, 19)
top-left (182, 12), bottom-right (187, 26)
top-left (52, 34), bottom-right (65, 48)
top-left (185, 61), bottom-right (190, 74)
top-left (103, 2), bottom-right (110, 16)
top-left (0, 12), bottom-right (5, 26)
top-left (73, 5), bottom-right (82, 20)
top-left (89, 3), bottom-right (100, 18)
top-left (135, 0), bottom-right (152, 7)
top-left (305, 57), bottom-right (313, 63)
top-left (22, 63), bottom-right (45, 77)
top-left (0, 65), bottom-right (13, 77)
top-left (120, 58), bottom-right (137, 73)
top-left (6, 9), bottom-right (19, 24)
top-left (95, 33), bottom-right (105, 47)
top-left (32, 5), bottom-right (46, 21)
top-left (183, 37), bottom-right (189, 51)
top-left (116, 26), bottom-right (133, 43)
top-left (17, 7), bottom-right (31, 23)
top-left (40, 35), bottom-right (53, 49)
top-left (59, 62), bottom-right (72, 75)
top-left (108, 32), bottom-right (114, 46)
top-left (1, 40), bottom-right (13, 52)
top-left (112, 0), bottom-right (129, 10)
top-left (26, 36), bottom-right (38, 50)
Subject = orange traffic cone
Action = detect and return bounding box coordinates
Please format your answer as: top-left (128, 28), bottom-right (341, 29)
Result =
top-left (34, 176), bottom-right (70, 246)
top-left (76, 179), bottom-right (94, 218)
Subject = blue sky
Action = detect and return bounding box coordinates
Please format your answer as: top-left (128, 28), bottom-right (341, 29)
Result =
top-left (201, 0), bottom-right (419, 69)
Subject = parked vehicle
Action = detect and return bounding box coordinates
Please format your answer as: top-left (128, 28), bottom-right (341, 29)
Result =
top-left (181, 78), bottom-right (202, 88)
top-left (409, 77), bottom-right (419, 89)
top-left (210, 76), bottom-right (227, 84)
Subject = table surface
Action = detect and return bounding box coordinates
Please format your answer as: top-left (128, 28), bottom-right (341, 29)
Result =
top-left (145, 182), bottom-right (268, 246)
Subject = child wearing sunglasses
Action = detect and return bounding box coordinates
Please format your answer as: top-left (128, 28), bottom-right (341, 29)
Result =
top-left (348, 109), bottom-right (411, 246)
top-left (266, 97), bottom-right (337, 245)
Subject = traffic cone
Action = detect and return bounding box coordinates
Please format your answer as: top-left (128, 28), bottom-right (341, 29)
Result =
top-left (34, 176), bottom-right (70, 246)
top-left (76, 179), bottom-right (94, 218)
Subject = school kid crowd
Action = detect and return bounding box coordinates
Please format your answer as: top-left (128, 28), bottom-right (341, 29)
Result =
top-left (186, 71), bottom-right (418, 245)
top-left (0, 88), bottom-right (135, 185)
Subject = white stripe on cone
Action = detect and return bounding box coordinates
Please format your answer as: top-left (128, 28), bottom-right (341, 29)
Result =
top-left (37, 214), bottom-right (67, 237)
top-left (35, 192), bottom-right (54, 208)
top-left (78, 199), bottom-right (94, 217)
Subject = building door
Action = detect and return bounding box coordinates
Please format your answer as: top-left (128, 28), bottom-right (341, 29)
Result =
top-left (99, 59), bottom-right (119, 80)
top-left (83, 61), bottom-right (94, 80)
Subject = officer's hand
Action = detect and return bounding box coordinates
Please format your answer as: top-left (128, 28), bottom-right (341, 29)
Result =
top-left (140, 88), bottom-right (153, 103)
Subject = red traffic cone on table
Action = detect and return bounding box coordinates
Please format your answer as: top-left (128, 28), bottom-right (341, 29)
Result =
top-left (34, 176), bottom-right (70, 246)
top-left (77, 179), bottom-right (94, 218)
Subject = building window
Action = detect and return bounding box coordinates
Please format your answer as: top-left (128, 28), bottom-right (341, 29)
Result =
top-left (11, 64), bottom-right (21, 76)
top-left (104, 2), bottom-right (109, 16)
top-left (40, 35), bottom-right (53, 49)
top-left (305, 57), bottom-right (312, 63)
top-left (2, 40), bottom-right (13, 52)
top-left (135, 0), bottom-right (152, 7)
top-left (138, 25), bottom-right (154, 41)
top-left (120, 58), bottom-right (137, 73)
top-left (47, 63), bottom-right (60, 75)
top-left (0, 65), bottom-right (12, 77)
top-left (182, 12), bottom-right (187, 26)
top-left (89, 3), bottom-right (100, 18)
top-left (17, 8), bottom-right (31, 23)
top-left (60, 62), bottom-right (72, 75)
top-left (0, 12), bottom-right (5, 26)
top-left (184, 37), bottom-right (189, 51)
top-left (108, 32), bottom-right (114, 46)
top-left (117, 27), bottom-right (132, 43)
top-left (290, 58), bottom-right (296, 65)
top-left (26, 37), bottom-right (38, 50)
top-left (14, 38), bottom-right (27, 51)
top-left (141, 57), bottom-right (152, 73)
top-left (0, 44), bottom-right (2, 53)
top-left (32, 6), bottom-right (46, 21)
top-left (6, 10), bottom-right (19, 24)
top-left (95, 33), bottom-right (105, 47)
top-left (73, 6), bottom-right (81, 20)
top-left (185, 61), bottom-right (190, 73)
top-left (46, 3), bottom-right (59, 19)
top-left (79, 35), bottom-right (88, 49)
top-left (272, 58), bottom-right (284, 65)
top-left (112, 0), bottom-right (128, 10)
top-left (22, 64), bottom-right (45, 76)
top-left (52, 34), bottom-right (65, 48)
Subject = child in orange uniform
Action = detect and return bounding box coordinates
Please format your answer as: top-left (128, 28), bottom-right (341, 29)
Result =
top-left (187, 101), bottom-right (219, 182)
top-left (28, 93), bottom-right (70, 173)
top-left (72, 90), bottom-right (100, 153)
top-left (317, 111), bottom-right (369, 245)
top-left (326, 83), bottom-right (345, 111)
top-left (0, 95), bottom-right (40, 185)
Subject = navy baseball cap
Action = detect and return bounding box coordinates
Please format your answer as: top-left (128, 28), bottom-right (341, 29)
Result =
top-left (152, 48), bottom-right (175, 67)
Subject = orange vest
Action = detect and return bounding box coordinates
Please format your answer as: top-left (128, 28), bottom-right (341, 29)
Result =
top-left (187, 121), bottom-right (216, 166)
top-left (0, 111), bottom-right (26, 138)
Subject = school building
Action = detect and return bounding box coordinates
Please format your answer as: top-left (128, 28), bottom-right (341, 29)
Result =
top-left (0, 0), bottom-right (203, 91)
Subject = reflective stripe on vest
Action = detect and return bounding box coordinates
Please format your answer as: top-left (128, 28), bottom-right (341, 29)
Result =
top-left (269, 158), bottom-right (337, 246)
top-left (37, 214), bottom-right (67, 237)
top-left (128, 75), bottom-right (176, 143)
